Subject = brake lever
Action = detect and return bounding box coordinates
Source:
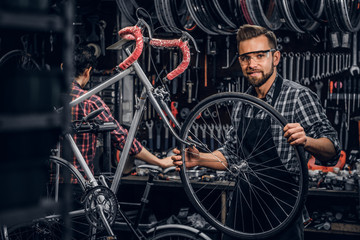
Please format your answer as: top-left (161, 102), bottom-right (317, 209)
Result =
top-left (181, 31), bottom-right (200, 53)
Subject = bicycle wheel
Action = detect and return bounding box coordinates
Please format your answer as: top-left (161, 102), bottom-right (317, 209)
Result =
top-left (147, 224), bottom-right (212, 240)
top-left (0, 49), bottom-right (41, 71)
top-left (5, 156), bottom-right (117, 240)
top-left (179, 92), bottom-right (308, 239)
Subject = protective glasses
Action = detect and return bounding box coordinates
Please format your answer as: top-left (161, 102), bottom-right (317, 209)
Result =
top-left (238, 49), bottom-right (276, 65)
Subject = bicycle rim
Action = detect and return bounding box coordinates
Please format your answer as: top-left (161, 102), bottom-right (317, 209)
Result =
top-left (179, 92), bottom-right (308, 239)
top-left (5, 156), bottom-right (109, 240)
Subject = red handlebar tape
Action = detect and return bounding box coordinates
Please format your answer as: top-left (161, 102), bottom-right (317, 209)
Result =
top-left (118, 25), bottom-right (144, 70)
top-left (150, 38), bottom-right (190, 80)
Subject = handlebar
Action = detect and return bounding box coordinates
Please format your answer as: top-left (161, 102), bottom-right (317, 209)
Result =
top-left (149, 38), bottom-right (190, 81)
top-left (117, 25), bottom-right (144, 70)
top-left (117, 18), bottom-right (198, 81)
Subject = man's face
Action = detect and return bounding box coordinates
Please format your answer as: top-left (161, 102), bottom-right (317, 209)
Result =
top-left (238, 35), bottom-right (279, 88)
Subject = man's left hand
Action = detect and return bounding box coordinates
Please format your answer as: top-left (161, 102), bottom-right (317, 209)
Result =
top-left (283, 123), bottom-right (307, 147)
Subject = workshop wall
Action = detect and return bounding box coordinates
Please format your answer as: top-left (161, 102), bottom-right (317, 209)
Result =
top-left (1, 0), bottom-right (360, 238)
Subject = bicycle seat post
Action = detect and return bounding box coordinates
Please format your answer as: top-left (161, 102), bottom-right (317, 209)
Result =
top-left (103, 130), bottom-right (112, 173)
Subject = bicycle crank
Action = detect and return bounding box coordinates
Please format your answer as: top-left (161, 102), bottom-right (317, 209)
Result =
top-left (82, 185), bottom-right (118, 230)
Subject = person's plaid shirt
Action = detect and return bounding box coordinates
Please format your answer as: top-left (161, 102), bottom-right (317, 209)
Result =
top-left (219, 75), bottom-right (341, 171)
top-left (63, 81), bottom-right (143, 183)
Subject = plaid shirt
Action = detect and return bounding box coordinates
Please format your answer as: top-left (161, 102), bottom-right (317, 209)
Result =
top-left (69, 81), bottom-right (142, 179)
top-left (219, 74), bottom-right (341, 170)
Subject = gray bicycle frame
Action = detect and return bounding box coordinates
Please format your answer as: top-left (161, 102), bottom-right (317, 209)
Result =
top-left (67, 48), bottom-right (191, 194)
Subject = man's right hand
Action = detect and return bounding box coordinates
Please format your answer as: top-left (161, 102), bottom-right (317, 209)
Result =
top-left (171, 147), bottom-right (200, 171)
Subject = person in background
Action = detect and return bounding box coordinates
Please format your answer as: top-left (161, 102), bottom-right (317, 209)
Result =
top-left (70, 46), bottom-right (173, 180)
top-left (172, 24), bottom-right (341, 240)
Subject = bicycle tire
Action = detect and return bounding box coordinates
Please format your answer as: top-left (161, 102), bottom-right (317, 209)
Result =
top-left (179, 92), bottom-right (308, 239)
top-left (147, 224), bottom-right (212, 240)
top-left (0, 49), bottom-right (41, 71)
top-left (5, 156), bottom-right (116, 240)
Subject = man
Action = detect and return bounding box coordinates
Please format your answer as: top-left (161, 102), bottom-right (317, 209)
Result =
top-left (172, 25), bottom-right (341, 239)
top-left (70, 46), bottom-right (173, 180)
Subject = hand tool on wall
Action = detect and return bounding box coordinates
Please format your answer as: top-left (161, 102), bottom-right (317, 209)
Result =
top-left (208, 124), bottom-right (215, 151)
top-left (172, 51), bottom-right (178, 94)
top-left (187, 80), bottom-right (194, 103)
top-left (350, 32), bottom-right (360, 76)
top-left (164, 125), bottom-right (169, 151)
top-left (303, 51), bottom-right (311, 85)
top-left (300, 53), bottom-right (306, 84)
top-left (215, 124), bottom-right (222, 148)
top-left (182, 68), bottom-right (187, 93)
top-left (311, 53), bottom-right (316, 82)
top-left (294, 53), bottom-right (300, 83)
top-left (288, 52), bottom-right (294, 81)
top-left (282, 52), bottom-right (288, 79)
top-left (86, 15), bottom-right (100, 42)
top-left (98, 20), bottom-right (107, 56)
top-left (325, 53), bottom-right (331, 77)
top-left (221, 36), bottom-right (230, 69)
top-left (156, 121), bottom-right (162, 151)
top-left (321, 53), bottom-right (326, 78)
top-left (191, 123), bottom-right (199, 140)
top-left (200, 124), bottom-right (207, 145)
top-left (353, 77), bottom-right (357, 112)
top-left (315, 81), bottom-right (323, 101)
top-left (207, 36), bottom-right (217, 86)
top-left (170, 101), bottom-right (178, 127)
top-left (315, 53), bottom-right (321, 81)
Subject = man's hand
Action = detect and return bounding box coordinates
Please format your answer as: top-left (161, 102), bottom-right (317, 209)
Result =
top-left (171, 147), bottom-right (200, 171)
top-left (283, 123), bottom-right (307, 147)
top-left (158, 156), bottom-right (175, 169)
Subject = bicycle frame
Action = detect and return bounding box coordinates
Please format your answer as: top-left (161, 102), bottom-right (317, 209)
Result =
top-left (66, 46), bottom-right (192, 195)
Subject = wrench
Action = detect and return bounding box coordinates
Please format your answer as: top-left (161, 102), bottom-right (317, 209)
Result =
top-left (192, 123), bottom-right (199, 139)
top-left (310, 53), bottom-right (317, 82)
top-left (303, 51), bottom-right (311, 85)
top-left (288, 52), bottom-right (294, 81)
top-left (155, 121), bottom-right (162, 151)
top-left (320, 53), bottom-right (326, 78)
top-left (200, 124), bottom-right (207, 146)
top-left (330, 53), bottom-right (335, 76)
top-left (300, 53), bottom-right (306, 84)
top-left (215, 124), bottom-right (222, 148)
top-left (315, 53), bottom-right (321, 81)
top-left (282, 52), bottom-right (288, 79)
top-left (315, 81), bottom-right (324, 100)
top-left (335, 53), bottom-right (339, 75)
top-left (208, 124), bottom-right (215, 150)
top-left (350, 32), bottom-right (359, 76)
top-left (98, 20), bottom-right (107, 56)
top-left (325, 53), bottom-right (331, 77)
top-left (222, 124), bottom-right (230, 141)
top-left (164, 125), bottom-right (169, 151)
top-left (294, 53), bottom-right (300, 83)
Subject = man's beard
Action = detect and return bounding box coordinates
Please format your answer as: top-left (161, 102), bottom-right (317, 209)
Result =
top-left (245, 64), bottom-right (275, 88)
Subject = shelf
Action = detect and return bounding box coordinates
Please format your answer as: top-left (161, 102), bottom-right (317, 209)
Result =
top-left (0, 112), bottom-right (62, 131)
top-left (308, 188), bottom-right (359, 198)
top-left (0, 10), bottom-right (64, 31)
top-left (305, 225), bottom-right (360, 236)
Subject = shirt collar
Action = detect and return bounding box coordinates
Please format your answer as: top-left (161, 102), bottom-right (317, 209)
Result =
top-left (247, 74), bottom-right (279, 103)
top-left (72, 80), bottom-right (82, 88)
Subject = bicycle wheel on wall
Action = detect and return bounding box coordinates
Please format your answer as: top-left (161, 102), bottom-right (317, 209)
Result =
top-left (179, 92), bottom-right (308, 239)
top-left (5, 156), bottom-right (117, 240)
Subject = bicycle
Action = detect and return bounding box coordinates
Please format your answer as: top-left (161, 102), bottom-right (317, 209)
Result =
top-left (2, 13), bottom-right (308, 240)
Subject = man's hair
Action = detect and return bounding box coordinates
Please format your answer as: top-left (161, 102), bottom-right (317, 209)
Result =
top-left (236, 24), bottom-right (277, 51)
top-left (74, 46), bottom-right (97, 77)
